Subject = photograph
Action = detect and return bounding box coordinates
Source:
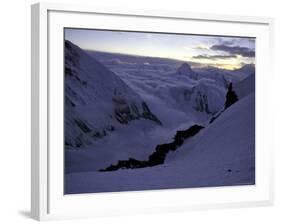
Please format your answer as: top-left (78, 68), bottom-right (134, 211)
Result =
top-left (63, 28), bottom-right (255, 194)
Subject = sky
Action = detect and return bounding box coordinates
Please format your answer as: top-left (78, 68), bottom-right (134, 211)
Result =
top-left (65, 28), bottom-right (255, 70)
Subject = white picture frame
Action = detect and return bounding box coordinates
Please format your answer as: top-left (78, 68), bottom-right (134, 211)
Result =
top-left (31, 2), bottom-right (274, 221)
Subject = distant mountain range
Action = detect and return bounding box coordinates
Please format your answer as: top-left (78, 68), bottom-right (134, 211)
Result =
top-left (87, 49), bottom-right (255, 81)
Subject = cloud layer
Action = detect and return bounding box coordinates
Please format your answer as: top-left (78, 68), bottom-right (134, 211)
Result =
top-left (210, 45), bottom-right (255, 57)
top-left (193, 54), bottom-right (237, 60)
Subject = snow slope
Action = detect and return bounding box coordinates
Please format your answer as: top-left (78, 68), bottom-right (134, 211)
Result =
top-left (65, 92), bottom-right (255, 194)
top-left (64, 40), bottom-right (161, 148)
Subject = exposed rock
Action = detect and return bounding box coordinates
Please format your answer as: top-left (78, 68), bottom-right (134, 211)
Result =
top-left (100, 124), bottom-right (204, 171)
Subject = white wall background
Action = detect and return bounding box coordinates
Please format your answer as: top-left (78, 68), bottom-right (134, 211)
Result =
top-left (0, 0), bottom-right (279, 223)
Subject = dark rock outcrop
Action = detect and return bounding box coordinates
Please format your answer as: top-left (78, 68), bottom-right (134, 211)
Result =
top-left (100, 124), bottom-right (204, 171)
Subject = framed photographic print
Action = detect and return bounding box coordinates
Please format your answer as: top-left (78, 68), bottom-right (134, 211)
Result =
top-left (31, 2), bottom-right (274, 221)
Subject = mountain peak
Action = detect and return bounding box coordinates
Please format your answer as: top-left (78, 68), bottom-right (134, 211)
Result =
top-left (177, 62), bottom-right (193, 74)
top-left (177, 63), bottom-right (197, 79)
top-left (236, 64), bottom-right (255, 72)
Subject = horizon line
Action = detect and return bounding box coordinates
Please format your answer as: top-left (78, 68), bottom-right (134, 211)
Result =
top-left (65, 39), bottom-right (255, 71)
